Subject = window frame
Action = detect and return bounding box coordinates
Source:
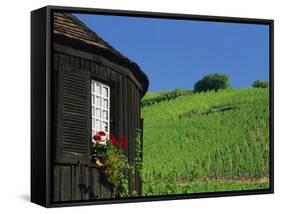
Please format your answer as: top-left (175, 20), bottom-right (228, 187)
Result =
top-left (91, 79), bottom-right (111, 139)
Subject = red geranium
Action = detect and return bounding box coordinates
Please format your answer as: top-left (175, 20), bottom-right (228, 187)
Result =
top-left (97, 131), bottom-right (106, 136)
top-left (120, 135), bottom-right (128, 152)
top-left (110, 134), bottom-right (119, 148)
top-left (93, 134), bottom-right (101, 141)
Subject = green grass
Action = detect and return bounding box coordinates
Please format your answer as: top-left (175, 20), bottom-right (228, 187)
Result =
top-left (144, 179), bottom-right (269, 195)
top-left (141, 88), bottom-right (270, 196)
top-left (142, 90), bottom-right (175, 101)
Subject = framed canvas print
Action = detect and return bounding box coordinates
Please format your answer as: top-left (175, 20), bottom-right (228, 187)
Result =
top-left (31, 5), bottom-right (274, 207)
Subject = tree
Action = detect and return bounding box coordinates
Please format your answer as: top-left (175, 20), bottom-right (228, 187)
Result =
top-left (252, 80), bottom-right (269, 88)
top-left (194, 73), bottom-right (230, 93)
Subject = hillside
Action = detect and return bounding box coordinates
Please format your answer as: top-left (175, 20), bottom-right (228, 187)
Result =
top-left (141, 88), bottom-right (270, 196)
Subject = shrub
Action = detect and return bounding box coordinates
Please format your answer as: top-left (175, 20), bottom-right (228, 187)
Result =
top-left (90, 131), bottom-right (143, 197)
top-left (252, 80), bottom-right (269, 88)
top-left (194, 73), bottom-right (230, 93)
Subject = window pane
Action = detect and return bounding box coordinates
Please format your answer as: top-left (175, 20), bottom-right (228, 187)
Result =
top-left (103, 110), bottom-right (108, 120)
top-left (96, 96), bottom-right (101, 107)
top-left (96, 119), bottom-right (101, 130)
top-left (92, 118), bottom-right (95, 129)
top-left (91, 80), bottom-right (110, 134)
top-left (103, 99), bottom-right (108, 109)
top-left (91, 82), bottom-right (95, 93)
top-left (92, 95), bottom-right (95, 106)
top-left (102, 122), bottom-right (108, 132)
top-left (95, 83), bottom-right (101, 95)
top-left (103, 87), bottom-right (108, 97)
top-left (95, 108), bottom-right (101, 118)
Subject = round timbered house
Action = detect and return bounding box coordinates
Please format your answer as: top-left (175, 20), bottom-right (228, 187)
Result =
top-left (52, 12), bottom-right (148, 201)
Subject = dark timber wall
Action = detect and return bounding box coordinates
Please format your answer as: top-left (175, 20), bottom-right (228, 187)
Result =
top-left (52, 44), bottom-right (143, 202)
top-left (53, 165), bottom-right (116, 201)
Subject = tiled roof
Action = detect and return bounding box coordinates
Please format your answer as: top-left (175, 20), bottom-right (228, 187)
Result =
top-left (54, 12), bottom-right (119, 54)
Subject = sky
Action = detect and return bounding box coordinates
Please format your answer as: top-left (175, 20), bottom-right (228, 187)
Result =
top-left (74, 13), bottom-right (269, 92)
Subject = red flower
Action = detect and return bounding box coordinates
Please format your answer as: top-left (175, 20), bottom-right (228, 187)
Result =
top-left (97, 131), bottom-right (106, 136)
top-left (110, 134), bottom-right (119, 148)
top-left (93, 134), bottom-right (101, 141)
top-left (120, 135), bottom-right (128, 152)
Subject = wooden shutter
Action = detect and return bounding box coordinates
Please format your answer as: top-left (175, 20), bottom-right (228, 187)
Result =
top-left (55, 65), bottom-right (91, 164)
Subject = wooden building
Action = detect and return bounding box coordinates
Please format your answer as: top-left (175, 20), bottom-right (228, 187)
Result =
top-left (52, 12), bottom-right (149, 201)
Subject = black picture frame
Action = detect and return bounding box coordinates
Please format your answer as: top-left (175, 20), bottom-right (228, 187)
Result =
top-left (31, 5), bottom-right (274, 208)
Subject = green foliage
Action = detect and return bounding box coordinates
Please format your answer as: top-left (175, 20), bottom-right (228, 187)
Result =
top-left (134, 129), bottom-right (143, 173)
top-left (252, 80), bottom-right (269, 88)
top-left (143, 179), bottom-right (269, 195)
top-left (141, 89), bottom-right (193, 107)
top-left (102, 143), bottom-right (128, 188)
top-left (141, 88), bottom-right (269, 195)
top-left (91, 130), bottom-right (144, 198)
top-left (120, 129), bottom-right (143, 197)
top-left (194, 73), bottom-right (230, 93)
top-left (90, 142), bottom-right (107, 162)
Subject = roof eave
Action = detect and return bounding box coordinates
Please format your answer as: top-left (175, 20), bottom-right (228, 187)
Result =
top-left (53, 33), bottom-right (149, 97)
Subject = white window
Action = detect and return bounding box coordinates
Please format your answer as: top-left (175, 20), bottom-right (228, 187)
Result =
top-left (91, 80), bottom-right (110, 138)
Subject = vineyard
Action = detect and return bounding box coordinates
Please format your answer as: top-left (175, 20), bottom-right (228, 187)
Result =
top-left (141, 88), bottom-right (270, 196)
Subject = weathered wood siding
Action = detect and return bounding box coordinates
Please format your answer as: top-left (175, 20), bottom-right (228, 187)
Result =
top-left (52, 49), bottom-right (142, 201)
top-left (53, 164), bottom-right (115, 201)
